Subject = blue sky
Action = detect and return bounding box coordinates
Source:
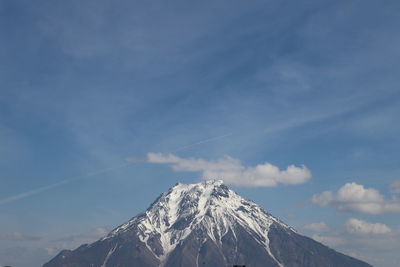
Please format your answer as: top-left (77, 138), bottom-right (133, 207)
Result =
top-left (1, 0), bottom-right (400, 266)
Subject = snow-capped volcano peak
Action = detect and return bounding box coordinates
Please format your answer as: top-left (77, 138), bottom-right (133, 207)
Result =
top-left (45, 180), bottom-right (373, 267)
top-left (106, 180), bottom-right (288, 264)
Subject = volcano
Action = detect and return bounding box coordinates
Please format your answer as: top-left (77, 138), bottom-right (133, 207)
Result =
top-left (43, 180), bottom-right (371, 267)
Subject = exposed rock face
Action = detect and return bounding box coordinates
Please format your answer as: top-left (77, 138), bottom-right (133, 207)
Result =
top-left (43, 180), bottom-right (372, 267)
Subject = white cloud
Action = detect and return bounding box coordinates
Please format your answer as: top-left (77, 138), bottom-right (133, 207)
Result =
top-left (146, 152), bottom-right (311, 187)
top-left (390, 180), bottom-right (400, 194)
top-left (311, 182), bottom-right (400, 214)
top-left (303, 222), bottom-right (330, 232)
top-left (346, 218), bottom-right (391, 235)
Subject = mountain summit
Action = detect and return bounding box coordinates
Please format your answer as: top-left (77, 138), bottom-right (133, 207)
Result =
top-left (44, 180), bottom-right (371, 267)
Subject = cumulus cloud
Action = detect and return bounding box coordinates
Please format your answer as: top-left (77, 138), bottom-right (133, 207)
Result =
top-left (311, 182), bottom-right (400, 214)
top-left (346, 218), bottom-right (391, 235)
top-left (390, 180), bottom-right (400, 194)
top-left (145, 152), bottom-right (311, 187)
top-left (303, 222), bottom-right (330, 232)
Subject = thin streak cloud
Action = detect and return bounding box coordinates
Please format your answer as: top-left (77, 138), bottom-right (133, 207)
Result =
top-left (172, 133), bottom-right (233, 152)
top-left (0, 107), bottom-right (357, 206)
top-left (0, 133), bottom-right (232, 206)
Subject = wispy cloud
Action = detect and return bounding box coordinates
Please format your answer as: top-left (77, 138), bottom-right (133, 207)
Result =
top-left (0, 232), bottom-right (41, 241)
top-left (54, 227), bottom-right (109, 242)
top-left (311, 233), bottom-right (345, 247)
top-left (311, 182), bottom-right (400, 214)
top-left (303, 222), bottom-right (330, 233)
top-left (145, 152), bottom-right (311, 187)
top-left (44, 227), bottom-right (110, 257)
top-left (390, 180), bottom-right (400, 194)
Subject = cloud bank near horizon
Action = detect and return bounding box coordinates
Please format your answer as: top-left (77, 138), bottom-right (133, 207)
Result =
top-left (144, 152), bottom-right (311, 187)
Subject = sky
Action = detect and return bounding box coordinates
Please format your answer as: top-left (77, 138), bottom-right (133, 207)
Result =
top-left (1, 0), bottom-right (400, 266)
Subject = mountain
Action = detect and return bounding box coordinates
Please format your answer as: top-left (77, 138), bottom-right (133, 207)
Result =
top-left (43, 180), bottom-right (372, 267)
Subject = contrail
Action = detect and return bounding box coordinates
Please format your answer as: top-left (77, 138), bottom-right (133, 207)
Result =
top-left (0, 133), bottom-right (234, 206)
top-left (0, 99), bottom-right (369, 207)
top-left (0, 132), bottom-right (234, 206)
top-left (0, 179), bottom-right (69, 205)
top-left (172, 133), bottom-right (233, 152)
top-left (0, 162), bottom-right (132, 206)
